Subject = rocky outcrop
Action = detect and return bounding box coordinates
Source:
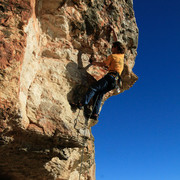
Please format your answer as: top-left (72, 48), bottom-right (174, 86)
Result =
top-left (0, 0), bottom-right (138, 179)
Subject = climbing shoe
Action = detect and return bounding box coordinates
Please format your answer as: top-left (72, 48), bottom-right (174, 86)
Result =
top-left (77, 102), bottom-right (84, 109)
top-left (90, 114), bottom-right (99, 120)
top-left (70, 102), bottom-right (84, 109)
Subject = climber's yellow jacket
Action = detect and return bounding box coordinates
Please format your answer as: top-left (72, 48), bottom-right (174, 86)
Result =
top-left (104, 54), bottom-right (124, 75)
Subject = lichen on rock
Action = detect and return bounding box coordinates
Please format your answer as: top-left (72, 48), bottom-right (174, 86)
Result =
top-left (0, 0), bottom-right (138, 179)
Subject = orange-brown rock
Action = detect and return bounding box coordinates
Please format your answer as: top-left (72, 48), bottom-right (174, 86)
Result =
top-left (0, 0), bottom-right (138, 179)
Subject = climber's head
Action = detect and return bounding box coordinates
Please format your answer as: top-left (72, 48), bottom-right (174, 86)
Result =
top-left (112, 41), bottom-right (126, 54)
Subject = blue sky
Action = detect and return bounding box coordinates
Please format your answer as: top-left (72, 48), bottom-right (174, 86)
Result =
top-left (92, 0), bottom-right (180, 179)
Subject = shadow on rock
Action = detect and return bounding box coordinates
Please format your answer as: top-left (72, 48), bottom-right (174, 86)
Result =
top-left (66, 58), bottom-right (96, 112)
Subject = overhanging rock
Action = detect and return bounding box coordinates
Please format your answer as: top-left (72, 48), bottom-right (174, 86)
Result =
top-left (0, 0), bottom-right (138, 179)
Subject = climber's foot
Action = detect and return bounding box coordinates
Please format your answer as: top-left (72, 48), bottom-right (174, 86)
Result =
top-left (70, 102), bottom-right (84, 110)
top-left (90, 114), bottom-right (99, 120)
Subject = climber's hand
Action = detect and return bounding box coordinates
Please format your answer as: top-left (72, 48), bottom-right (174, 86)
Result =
top-left (107, 24), bottom-right (118, 42)
top-left (107, 24), bottom-right (114, 31)
top-left (89, 54), bottom-right (96, 64)
top-left (91, 61), bottom-right (96, 65)
top-left (109, 24), bottom-right (114, 31)
top-left (89, 58), bottom-right (94, 64)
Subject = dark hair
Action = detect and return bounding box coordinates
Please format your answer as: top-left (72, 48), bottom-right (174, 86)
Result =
top-left (113, 41), bottom-right (126, 54)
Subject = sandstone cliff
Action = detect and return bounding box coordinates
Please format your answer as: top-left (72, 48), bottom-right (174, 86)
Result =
top-left (0, 0), bottom-right (138, 179)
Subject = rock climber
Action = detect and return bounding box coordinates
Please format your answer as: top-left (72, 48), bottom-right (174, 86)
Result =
top-left (73, 26), bottom-right (126, 120)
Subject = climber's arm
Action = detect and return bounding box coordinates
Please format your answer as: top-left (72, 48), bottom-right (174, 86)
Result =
top-left (92, 61), bottom-right (106, 67)
top-left (89, 54), bottom-right (106, 67)
top-left (109, 25), bottom-right (118, 42)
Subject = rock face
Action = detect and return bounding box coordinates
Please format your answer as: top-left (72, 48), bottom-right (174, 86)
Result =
top-left (0, 0), bottom-right (138, 179)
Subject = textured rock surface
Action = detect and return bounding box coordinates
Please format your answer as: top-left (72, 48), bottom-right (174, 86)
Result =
top-left (0, 0), bottom-right (138, 179)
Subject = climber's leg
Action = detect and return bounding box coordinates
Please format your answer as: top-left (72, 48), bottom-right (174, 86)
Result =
top-left (91, 93), bottom-right (104, 115)
top-left (91, 74), bottom-right (116, 115)
top-left (82, 75), bottom-right (109, 106)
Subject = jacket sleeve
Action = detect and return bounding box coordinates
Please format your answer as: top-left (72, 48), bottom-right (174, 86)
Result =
top-left (103, 55), bottom-right (112, 67)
